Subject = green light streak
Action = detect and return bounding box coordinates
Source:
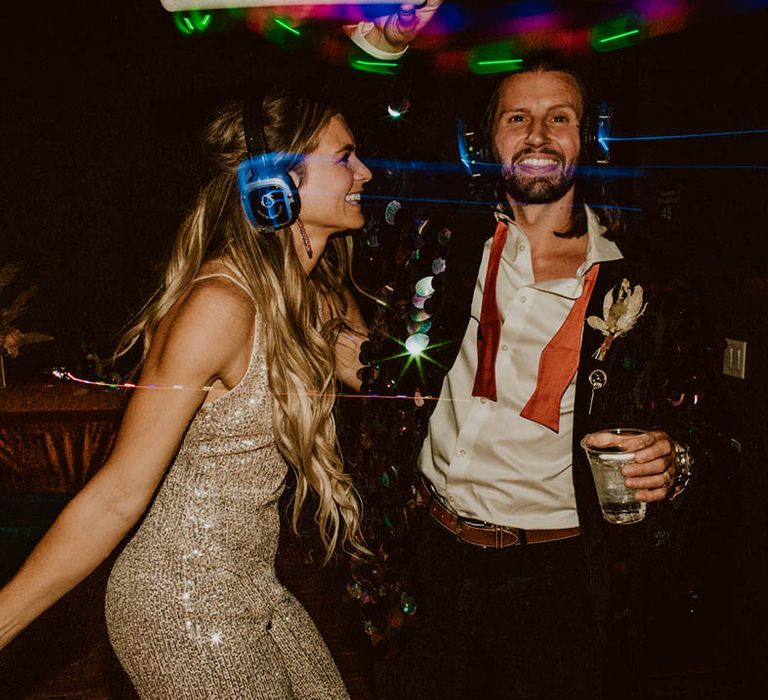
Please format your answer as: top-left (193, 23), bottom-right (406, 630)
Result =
top-left (355, 60), bottom-right (399, 68)
top-left (200, 14), bottom-right (211, 29)
top-left (274, 18), bottom-right (301, 36)
top-left (476, 58), bottom-right (523, 66)
top-left (183, 17), bottom-right (194, 32)
top-left (599, 29), bottom-right (640, 44)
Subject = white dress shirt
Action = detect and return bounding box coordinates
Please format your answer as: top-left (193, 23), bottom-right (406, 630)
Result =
top-left (418, 207), bottom-right (623, 529)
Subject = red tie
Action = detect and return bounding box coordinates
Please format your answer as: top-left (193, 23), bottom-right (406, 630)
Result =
top-left (471, 220), bottom-right (508, 402)
top-left (520, 263), bottom-right (600, 432)
top-left (471, 218), bottom-right (600, 432)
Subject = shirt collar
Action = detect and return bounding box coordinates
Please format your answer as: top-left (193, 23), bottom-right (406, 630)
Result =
top-left (493, 204), bottom-right (623, 273)
top-left (493, 204), bottom-right (624, 299)
top-left (580, 206), bottom-right (623, 275)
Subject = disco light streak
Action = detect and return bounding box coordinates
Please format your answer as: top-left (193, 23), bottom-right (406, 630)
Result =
top-left (350, 57), bottom-right (400, 75)
top-left (361, 194), bottom-right (644, 213)
top-left (355, 60), bottom-right (398, 67)
top-left (476, 58), bottom-right (523, 67)
top-left (598, 28), bottom-right (640, 44)
top-left (360, 157), bottom-right (644, 180)
top-left (274, 17), bottom-right (301, 36)
top-left (362, 193), bottom-right (499, 209)
top-left (173, 10), bottom-right (213, 36)
top-left (637, 164), bottom-right (768, 170)
top-left (608, 128), bottom-right (768, 142)
top-left (161, 1), bottom-right (395, 9)
top-left (590, 16), bottom-right (643, 52)
top-left (173, 10), bottom-right (213, 35)
top-left (468, 40), bottom-right (524, 76)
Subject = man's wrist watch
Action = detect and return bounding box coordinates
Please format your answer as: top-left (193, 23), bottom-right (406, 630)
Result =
top-left (671, 441), bottom-right (694, 499)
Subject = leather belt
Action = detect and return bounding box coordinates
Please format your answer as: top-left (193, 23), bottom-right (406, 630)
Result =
top-left (416, 475), bottom-right (580, 549)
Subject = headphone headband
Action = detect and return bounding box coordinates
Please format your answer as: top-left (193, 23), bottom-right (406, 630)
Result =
top-left (243, 96), bottom-right (268, 165)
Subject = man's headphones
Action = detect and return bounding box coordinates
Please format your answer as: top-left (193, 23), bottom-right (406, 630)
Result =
top-left (238, 97), bottom-right (301, 231)
top-left (457, 100), bottom-right (613, 179)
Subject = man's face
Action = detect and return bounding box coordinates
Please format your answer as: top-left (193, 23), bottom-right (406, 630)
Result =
top-left (492, 70), bottom-right (583, 204)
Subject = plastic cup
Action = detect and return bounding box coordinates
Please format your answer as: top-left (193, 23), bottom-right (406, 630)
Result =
top-left (580, 428), bottom-right (648, 525)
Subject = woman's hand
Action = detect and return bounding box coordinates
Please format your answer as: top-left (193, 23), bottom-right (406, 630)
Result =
top-left (331, 287), bottom-right (368, 392)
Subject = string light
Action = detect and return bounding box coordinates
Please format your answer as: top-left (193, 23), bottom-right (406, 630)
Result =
top-left (49, 368), bottom-right (476, 402)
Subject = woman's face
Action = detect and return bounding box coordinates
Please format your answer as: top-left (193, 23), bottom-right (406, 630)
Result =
top-left (294, 114), bottom-right (372, 241)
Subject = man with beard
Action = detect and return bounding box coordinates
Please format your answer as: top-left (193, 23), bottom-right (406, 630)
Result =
top-left (354, 54), bottom-right (721, 700)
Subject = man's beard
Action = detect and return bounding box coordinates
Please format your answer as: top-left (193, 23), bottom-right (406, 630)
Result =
top-left (499, 148), bottom-right (576, 204)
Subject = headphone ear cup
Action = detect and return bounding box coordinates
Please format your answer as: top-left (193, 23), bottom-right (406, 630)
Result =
top-left (238, 98), bottom-right (302, 231)
top-left (457, 118), bottom-right (497, 179)
top-left (580, 101), bottom-right (612, 166)
top-left (238, 155), bottom-right (300, 231)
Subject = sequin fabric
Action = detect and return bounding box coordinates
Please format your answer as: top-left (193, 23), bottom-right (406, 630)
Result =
top-left (105, 310), bottom-right (349, 699)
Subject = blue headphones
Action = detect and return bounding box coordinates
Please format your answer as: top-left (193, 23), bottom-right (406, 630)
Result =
top-left (238, 97), bottom-right (301, 231)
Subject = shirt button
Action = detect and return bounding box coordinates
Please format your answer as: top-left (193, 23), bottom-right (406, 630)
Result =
top-left (479, 397), bottom-right (486, 404)
top-left (501, 344), bottom-right (509, 351)
top-left (519, 243), bottom-right (526, 252)
top-left (520, 295), bottom-right (527, 303)
top-left (457, 448), bottom-right (467, 458)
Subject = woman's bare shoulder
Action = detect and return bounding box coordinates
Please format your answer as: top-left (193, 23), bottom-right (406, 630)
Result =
top-left (149, 268), bottom-right (256, 380)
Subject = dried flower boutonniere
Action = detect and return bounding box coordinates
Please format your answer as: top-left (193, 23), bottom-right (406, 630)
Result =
top-left (586, 278), bottom-right (647, 361)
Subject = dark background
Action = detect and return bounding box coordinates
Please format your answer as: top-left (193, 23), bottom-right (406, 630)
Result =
top-left (1, 0), bottom-right (767, 695)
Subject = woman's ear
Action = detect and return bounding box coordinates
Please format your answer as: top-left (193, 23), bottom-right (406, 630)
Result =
top-left (288, 170), bottom-right (301, 188)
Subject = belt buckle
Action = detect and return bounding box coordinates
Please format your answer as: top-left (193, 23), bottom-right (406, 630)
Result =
top-left (455, 519), bottom-right (486, 548)
top-left (494, 525), bottom-right (524, 548)
top-left (455, 517), bottom-right (524, 549)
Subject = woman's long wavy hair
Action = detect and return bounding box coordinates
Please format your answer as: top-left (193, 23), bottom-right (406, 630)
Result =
top-left (117, 89), bottom-right (367, 562)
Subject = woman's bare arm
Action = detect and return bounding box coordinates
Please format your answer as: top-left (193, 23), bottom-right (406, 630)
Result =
top-left (0, 279), bottom-right (254, 650)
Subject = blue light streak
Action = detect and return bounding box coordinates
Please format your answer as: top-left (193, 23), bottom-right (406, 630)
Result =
top-left (361, 158), bottom-right (642, 179)
top-left (608, 128), bottom-right (768, 142)
top-left (360, 194), bottom-right (644, 213)
top-left (636, 164), bottom-right (768, 170)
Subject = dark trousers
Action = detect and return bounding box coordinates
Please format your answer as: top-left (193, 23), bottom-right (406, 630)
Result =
top-left (382, 514), bottom-right (603, 700)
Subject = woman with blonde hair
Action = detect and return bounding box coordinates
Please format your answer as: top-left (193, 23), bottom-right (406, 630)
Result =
top-left (0, 87), bottom-right (372, 698)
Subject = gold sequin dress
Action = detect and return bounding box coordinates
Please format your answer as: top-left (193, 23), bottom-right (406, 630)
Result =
top-left (105, 300), bottom-right (349, 699)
